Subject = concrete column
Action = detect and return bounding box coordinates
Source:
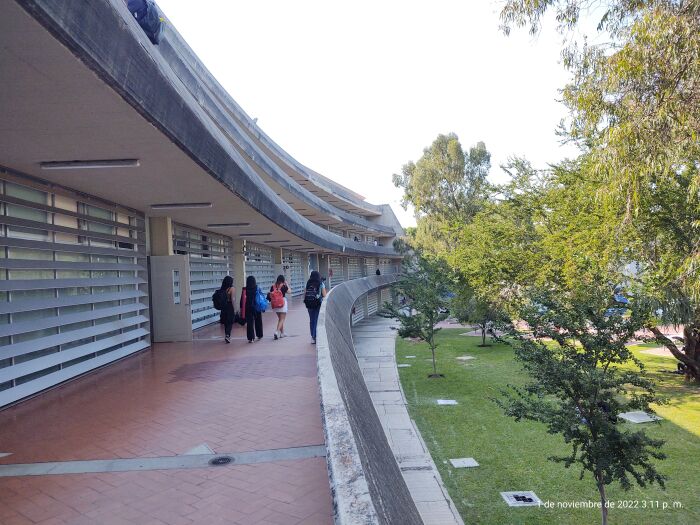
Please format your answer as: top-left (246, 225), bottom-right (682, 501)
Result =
top-left (342, 256), bottom-right (350, 282)
top-left (232, 238), bottom-right (246, 292)
top-left (319, 254), bottom-right (331, 282)
top-left (149, 216), bottom-right (173, 256)
top-left (309, 253), bottom-right (319, 276)
top-left (274, 248), bottom-right (283, 281)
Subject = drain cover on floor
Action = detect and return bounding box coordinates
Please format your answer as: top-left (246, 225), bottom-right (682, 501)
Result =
top-left (450, 458), bottom-right (478, 468)
top-left (501, 491), bottom-right (541, 507)
top-left (437, 399), bottom-right (458, 405)
top-left (209, 456), bottom-right (234, 466)
top-left (619, 411), bottom-right (662, 423)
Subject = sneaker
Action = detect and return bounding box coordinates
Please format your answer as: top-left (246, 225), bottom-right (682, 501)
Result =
top-left (274, 332), bottom-right (279, 340)
top-left (257, 337), bottom-right (263, 341)
top-left (312, 338), bottom-right (316, 344)
top-left (248, 340), bottom-right (253, 344)
top-left (280, 332), bottom-right (286, 338)
top-left (225, 336), bottom-right (230, 344)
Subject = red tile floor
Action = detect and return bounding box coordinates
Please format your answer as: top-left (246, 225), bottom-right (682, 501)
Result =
top-left (0, 300), bottom-right (333, 524)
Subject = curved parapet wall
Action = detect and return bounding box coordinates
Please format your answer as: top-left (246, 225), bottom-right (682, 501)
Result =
top-left (317, 276), bottom-right (422, 525)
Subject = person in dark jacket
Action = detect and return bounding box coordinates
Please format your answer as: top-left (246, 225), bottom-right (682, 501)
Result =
top-left (219, 276), bottom-right (237, 343)
top-left (304, 271), bottom-right (327, 344)
top-left (241, 275), bottom-right (263, 343)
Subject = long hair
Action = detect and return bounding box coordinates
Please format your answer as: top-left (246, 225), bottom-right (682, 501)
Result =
top-left (275, 274), bottom-right (285, 285)
top-left (220, 275), bottom-right (233, 290)
top-left (246, 275), bottom-right (257, 291)
top-left (306, 270), bottom-right (321, 289)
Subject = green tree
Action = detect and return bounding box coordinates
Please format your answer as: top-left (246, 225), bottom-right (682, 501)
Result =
top-left (451, 285), bottom-right (508, 347)
top-left (384, 251), bottom-right (451, 377)
top-left (500, 0), bottom-right (700, 380)
top-left (393, 134), bottom-right (490, 250)
top-left (497, 285), bottom-right (666, 525)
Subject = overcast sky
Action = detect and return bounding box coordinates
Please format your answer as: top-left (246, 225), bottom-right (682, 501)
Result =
top-left (157, 0), bottom-right (580, 226)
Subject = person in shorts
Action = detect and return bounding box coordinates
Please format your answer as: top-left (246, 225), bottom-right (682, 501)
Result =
top-left (268, 274), bottom-right (289, 340)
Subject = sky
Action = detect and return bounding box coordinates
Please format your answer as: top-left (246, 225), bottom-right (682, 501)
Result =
top-left (157, 0), bottom-right (580, 226)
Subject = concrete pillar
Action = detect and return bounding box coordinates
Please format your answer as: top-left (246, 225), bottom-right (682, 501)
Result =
top-left (232, 238), bottom-right (246, 292)
top-left (342, 256), bottom-right (350, 282)
top-left (309, 253), bottom-right (319, 276)
top-left (149, 216), bottom-right (173, 256)
top-left (274, 248), bottom-right (284, 281)
top-left (319, 253), bottom-right (331, 282)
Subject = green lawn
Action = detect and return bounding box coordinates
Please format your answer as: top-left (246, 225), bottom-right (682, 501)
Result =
top-left (396, 330), bottom-right (700, 525)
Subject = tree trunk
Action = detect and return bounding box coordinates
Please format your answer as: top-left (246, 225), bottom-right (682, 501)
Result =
top-left (650, 325), bottom-right (700, 381)
top-left (482, 325), bottom-right (486, 346)
top-left (596, 475), bottom-right (608, 525)
top-left (431, 346), bottom-right (437, 375)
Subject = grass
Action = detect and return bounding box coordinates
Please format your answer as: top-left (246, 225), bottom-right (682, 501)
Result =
top-left (396, 330), bottom-right (700, 525)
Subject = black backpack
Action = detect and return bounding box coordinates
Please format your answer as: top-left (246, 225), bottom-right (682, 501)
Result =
top-left (303, 281), bottom-right (322, 308)
top-left (212, 289), bottom-right (228, 311)
top-left (128, 0), bottom-right (164, 45)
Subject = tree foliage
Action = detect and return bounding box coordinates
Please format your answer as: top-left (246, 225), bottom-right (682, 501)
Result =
top-left (500, 0), bottom-right (700, 379)
top-left (384, 251), bottom-right (451, 377)
top-left (393, 134), bottom-right (490, 250)
top-left (497, 284), bottom-right (666, 525)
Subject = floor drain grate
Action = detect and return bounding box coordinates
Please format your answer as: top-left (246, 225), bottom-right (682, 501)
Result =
top-left (500, 491), bottom-right (541, 507)
top-left (209, 456), bottom-right (234, 466)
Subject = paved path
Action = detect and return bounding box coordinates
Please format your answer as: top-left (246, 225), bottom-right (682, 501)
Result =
top-left (0, 300), bottom-right (332, 525)
top-left (352, 316), bottom-right (464, 525)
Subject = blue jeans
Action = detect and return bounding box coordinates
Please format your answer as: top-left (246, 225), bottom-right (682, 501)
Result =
top-left (307, 307), bottom-right (321, 339)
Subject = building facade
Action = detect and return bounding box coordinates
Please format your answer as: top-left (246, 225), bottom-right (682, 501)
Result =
top-left (0, 0), bottom-right (403, 408)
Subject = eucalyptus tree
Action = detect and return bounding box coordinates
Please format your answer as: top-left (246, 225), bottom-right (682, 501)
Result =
top-left (501, 0), bottom-right (700, 379)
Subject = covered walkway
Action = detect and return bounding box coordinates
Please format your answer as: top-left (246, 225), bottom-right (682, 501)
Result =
top-left (0, 300), bottom-right (332, 525)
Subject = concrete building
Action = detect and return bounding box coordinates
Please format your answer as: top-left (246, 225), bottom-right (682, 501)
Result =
top-left (0, 0), bottom-right (403, 408)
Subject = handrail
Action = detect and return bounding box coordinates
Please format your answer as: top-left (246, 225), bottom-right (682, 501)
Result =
top-left (316, 276), bottom-right (422, 525)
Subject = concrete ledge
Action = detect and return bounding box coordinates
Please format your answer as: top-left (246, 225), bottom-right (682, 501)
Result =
top-left (317, 276), bottom-right (423, 525)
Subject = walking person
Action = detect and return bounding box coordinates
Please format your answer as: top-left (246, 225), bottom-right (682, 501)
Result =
top-left (303, 270), bottom-right (327, 344)
top-left (268, 275), bottom-right (289, 340)
top-left (218, 276), bottom-right (236, 344)
top-left (241, 275), bottom-right (263, 343)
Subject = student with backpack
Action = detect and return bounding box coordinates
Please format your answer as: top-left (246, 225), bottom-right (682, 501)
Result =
top-left (241, 275), bottom-right (264, 343)
top-left (212, 276), bottom-right (236, 344)
top-left (303, 271), bottom-right (327, 344)
top-left (268, 275), bottom-right (289, 340)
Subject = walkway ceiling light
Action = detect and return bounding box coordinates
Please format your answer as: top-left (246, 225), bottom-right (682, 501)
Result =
top-left (40, 159), bottom-right (140, 170)
top-left (207, 223), bottom-right (251, 228)
top-left (151, 202), bottom-right (212, 210)
top-left (239, 233), bottom-right (272, 237)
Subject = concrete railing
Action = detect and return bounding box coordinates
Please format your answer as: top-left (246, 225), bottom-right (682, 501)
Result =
top-left (316, 276), bottom-right (423, 525)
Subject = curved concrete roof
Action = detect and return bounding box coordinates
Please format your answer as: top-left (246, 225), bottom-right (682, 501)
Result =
top-left (8, 0), bottom-right (400, 257)
top-left (155, 29), bottom-right (395, 237)
top-left (160, 28), bottom-right (385, 218)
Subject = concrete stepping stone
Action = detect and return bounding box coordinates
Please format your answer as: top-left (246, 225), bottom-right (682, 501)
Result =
top-left (618, 411), bottom-right (662, 423)
top-left (456, 355), bottom-right (475, 361)
top-left (404, 355), bottom-right (416, 358)
top-left (449, 458), bottom-right (478, 468)
top-left (436, 399), bottom-right (458, 405)
top-left (397, 364), bottom-right (411, 368)
top-left (501, 491), bottom-right (541, 507)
